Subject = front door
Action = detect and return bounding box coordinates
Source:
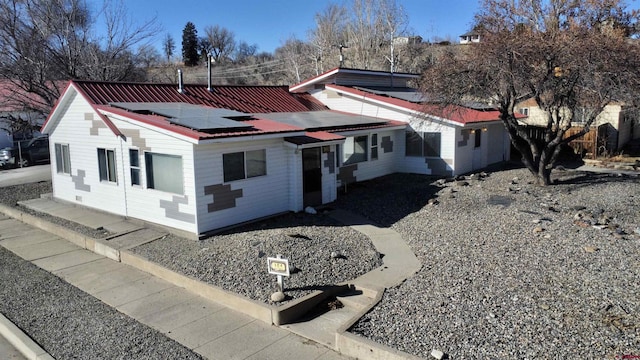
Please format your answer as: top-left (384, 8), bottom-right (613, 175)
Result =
top-left (302, 148), bottom-right (322, 207)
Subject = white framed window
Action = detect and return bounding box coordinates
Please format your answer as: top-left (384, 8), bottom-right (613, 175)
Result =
top-left (405, 130), bottom-right (441, 157)
top-left (223, 149), bottom-right (266, 182)
top-left (371, 133), bottom-right (378, 160)
top-left (97, 148), bottom-right (117, 183)
top-left (519, 108), bottom-right (529, 116)
top-left (343, 135), bottom-right (368, 165)
top-left (145, 152), bottom-right (183, 194)
top-left (129, 149), bottom-right (141, 186)
top-left (54, 143), bottom-right (71, 174)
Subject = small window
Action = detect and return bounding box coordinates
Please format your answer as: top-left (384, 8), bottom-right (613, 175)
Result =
top-left (145, 152), bottom-right (183, 194)
top-left (129, 149), bottom-right (140, 186)
top-left (474, 130), bottom-right (482, 148)
top-left (343, 136), bottom-right (368, 165)
top-left (519, 108), bottom-right (529, 116)
top-left (405, 130), bottom-right (422, 157)
top-left (54, 143), bottom-right (71, 174)
top-left (223, 149), bottom-right (267, 182)
top-left (371, 133), bottom-right (378, 160)
top-left (97, 148), bottom-right (117, 183)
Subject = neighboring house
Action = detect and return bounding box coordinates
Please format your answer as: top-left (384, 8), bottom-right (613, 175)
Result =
top-left (0, 80), bottom-right (49, 148)
top-left (459, 31), bottom-right (481, 44)
top-left (42, 80), bottom-right (404, 238)
top-left (515, 98), bottom-right (640, 155)
top-left (290, 67), bottom-right (512, 178)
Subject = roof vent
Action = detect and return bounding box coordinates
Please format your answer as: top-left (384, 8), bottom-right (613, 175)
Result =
top-left (207, 53), bottom-right (214, 92)
top-left (177, 69), bottom-right (185, 94)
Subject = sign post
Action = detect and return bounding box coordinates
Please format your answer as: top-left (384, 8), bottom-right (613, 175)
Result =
top-left (267, 254), bottom-right (290, 293)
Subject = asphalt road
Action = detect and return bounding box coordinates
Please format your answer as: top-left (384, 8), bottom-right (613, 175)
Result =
top-left (0, 164), bottom-right (51, 188)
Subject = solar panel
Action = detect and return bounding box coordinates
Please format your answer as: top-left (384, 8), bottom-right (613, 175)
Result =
top-left (254, 111), bottom-right (386, 130)
top-left (354, 86), bottom-right (428, 103)
top-left (109, 102), bottom-right (253, 131)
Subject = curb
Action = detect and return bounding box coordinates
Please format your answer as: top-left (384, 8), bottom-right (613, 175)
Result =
top-left (0, 313), bottom-right (54, 360)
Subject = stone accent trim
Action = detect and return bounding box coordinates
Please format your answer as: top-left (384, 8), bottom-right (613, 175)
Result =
top-left (72, 169), bottom-right (91, 192)
top-left (324, 151), bottom-right (335, 174)
top-left (159, 195), bottom-right (196, 223)
top-left (425, 158), bottom-right (453, 176)
top-left (458, 129), bottom-right (470, 147)
top-left (337, 164), bottom-right (358, 185)
top-left (121, 129), bottom-right (151, 152)
top-left (204, 184), bottom-right (243, 212)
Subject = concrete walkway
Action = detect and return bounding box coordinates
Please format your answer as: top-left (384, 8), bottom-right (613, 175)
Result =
top-left (1, 198), bottom-right (424, 360)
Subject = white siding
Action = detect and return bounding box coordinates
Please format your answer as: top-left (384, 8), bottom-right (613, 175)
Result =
top-left (48, 91), bottom-right (127, 215)
top-left (321, 145), bottom-right (338, 204)
top-left (337, 130), bottom-right (400, 181)
top-left (110, 117), bottom-right (197, 233)
top-left (194, 138), bottom-right (291, 233)
top-left (399, 122), bottom-right (456, 176)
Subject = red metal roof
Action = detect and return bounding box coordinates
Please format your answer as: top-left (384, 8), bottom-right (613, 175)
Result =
top-left (74, 80), bottom-right (320, 113)
top-left (0, 80), bottom-right (65, 112)
top-left (327, 85), bottom-right (506, 125)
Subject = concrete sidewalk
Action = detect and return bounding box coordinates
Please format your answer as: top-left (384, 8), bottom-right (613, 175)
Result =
top-left (0, 215), bottom-right (349, 360)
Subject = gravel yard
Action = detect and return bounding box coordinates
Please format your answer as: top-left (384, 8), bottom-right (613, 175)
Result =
top-left (2, 166), bottom-right (639, 359)
top-left (131, 212), bottom-right (382, 304)
top-left (338, 167), bottom-right (640, 359)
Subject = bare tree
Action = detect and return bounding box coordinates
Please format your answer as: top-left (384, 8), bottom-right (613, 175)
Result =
top-left (0, 0), bottom-right (159, 112)
top-left (204, 25), bottom-right (236, 63)
top-left (309, 3), bottom-right (347, 73)
top-left (345, 0), bottom-right (380, 69)
top-left (420, 0), bottom-right (640, 185)
top-left (378, 0), bottom-right (408, 72)
top-left (276, 36), bottom-right (314, 83)
top-left (162, 33), bottom-right (175, 63)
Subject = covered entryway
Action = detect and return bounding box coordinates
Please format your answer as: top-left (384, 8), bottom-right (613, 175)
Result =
top-left (302, 148), bottom-right (322, 207)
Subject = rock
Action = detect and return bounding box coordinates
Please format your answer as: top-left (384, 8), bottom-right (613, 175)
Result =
top-left (428, 198), bottom-right (439, 205)
top-left (431, 349), bottom-right (445, 359)
top-left (539, 304), bottom-right (550, 310)
top-left (634, 227), bottom-right (640, 236)
top-left (592, 224), bottom-right (608, 230)
top-left (574, 220), bottom-right (591, 228)
top-left (436, 179), bottom-right (447, 186)
top-left (330, 251), bottom-right (341, 259)
top-left (448, 188), bottom-right (456, 193)
top-left (532, 219), bottom-right (542, 224)
top-left (271, 291), bottom-right (285, 303)
top-left (533, 226), bottom-right (545, 233)
top-left (456, 180), bottom-right (469, 187)
top-left (584, 246), bottom-right (599, 253)
top-left (304, 206), bottom-right (317, 214)
top-left (543, 234), bottom-right (552, 239)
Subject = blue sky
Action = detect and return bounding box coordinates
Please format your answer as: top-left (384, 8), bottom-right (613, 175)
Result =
top-left (114, 0), bottom-right (480, 53)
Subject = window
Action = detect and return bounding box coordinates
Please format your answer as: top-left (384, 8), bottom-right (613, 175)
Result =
top-left (97, 148), bottom-right (117, 183)
top-left (129, 149), bottom-right (141, 186)
top-left (145, 152), bottom-right (183, 194)
top-left (54, 143), bottom-right (71, 174)
top-left (343, 135), bottom-right (368, 165)
top-left (405, 131), bottom-right (441, 157)
top-left (474, 130), bottom-right (482, 148)
top-left (223, 149), bottom-right (266, 182)
top-left (519, 108), bottom-right (529, 116)
top-left (370, 133), bottom-right (378, 160)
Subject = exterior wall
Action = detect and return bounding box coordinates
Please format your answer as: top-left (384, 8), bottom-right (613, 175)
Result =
top-left (110, 117), bottom-right (197, 233)
top-left (399, 121), bottom-right (456, 176)
top-left (48, 91), bottom-right (127, 217)
top-left (48, 90), bottom-right (198, 233)
top-left (193, 138), bottom-right (291, 233)
top-left (336, 129), bottom-right (400, 184)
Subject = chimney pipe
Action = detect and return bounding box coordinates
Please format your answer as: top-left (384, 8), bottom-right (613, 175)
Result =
top-left (177, 69), bottom-right (184, 94)
top-left (207, 53), bottom-right (213, 92)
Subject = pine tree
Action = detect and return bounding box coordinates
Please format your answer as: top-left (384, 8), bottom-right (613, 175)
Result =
top-left (182, 22), bottom-right (199, 66)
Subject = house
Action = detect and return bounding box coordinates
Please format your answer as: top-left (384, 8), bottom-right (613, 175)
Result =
top-left (41, 80), bottom-right (405, 238)
top-left (515, 98), bottom-right (640, 156)
top-left (290, 67), bottom-right (512, 178)
top-left (459, 31), bottom-right (481, 44)
top-left (0, 80), bottom-right (50, 148)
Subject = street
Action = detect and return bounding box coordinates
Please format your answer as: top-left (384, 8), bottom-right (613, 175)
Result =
top-left (0, 165), bottom-right (51, 188)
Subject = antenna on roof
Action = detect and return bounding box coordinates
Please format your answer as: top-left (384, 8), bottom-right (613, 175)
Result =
top-left (177, 69), bottom-right (185, 94)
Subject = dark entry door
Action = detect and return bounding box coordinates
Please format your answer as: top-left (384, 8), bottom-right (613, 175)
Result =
top-left (302, 148), bottom-right (322, 207)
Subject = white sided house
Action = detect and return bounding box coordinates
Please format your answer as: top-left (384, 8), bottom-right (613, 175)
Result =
top-left (42, 80), bottom-right (405, 237)
top-left (290, 68), bottom-right (512, 178)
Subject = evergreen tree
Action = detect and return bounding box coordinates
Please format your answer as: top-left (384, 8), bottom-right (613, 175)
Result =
top-left (182, 22), bottom-right (199, 66)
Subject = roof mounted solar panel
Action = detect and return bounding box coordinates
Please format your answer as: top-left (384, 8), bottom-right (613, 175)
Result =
top-left (353, 86), bottom-right (428, 103)
top-left (254, 111), bottom-right (386, 130)
top-left (109, 102), bottom-right (254, 132)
